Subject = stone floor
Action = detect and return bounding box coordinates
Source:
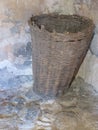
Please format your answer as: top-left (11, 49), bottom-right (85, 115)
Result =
top-left (0, 77), bottom-right (98, 130)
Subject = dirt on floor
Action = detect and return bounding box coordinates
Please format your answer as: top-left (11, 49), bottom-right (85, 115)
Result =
top-left (0, 77), bottom-right (98, 130)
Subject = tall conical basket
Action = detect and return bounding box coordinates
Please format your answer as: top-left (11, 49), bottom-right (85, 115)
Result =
top-left (30, 14), bottom-right (94, 98)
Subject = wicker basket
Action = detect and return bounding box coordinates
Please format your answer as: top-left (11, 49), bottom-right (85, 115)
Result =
top-left (30, 14), bottom-right (94, 97)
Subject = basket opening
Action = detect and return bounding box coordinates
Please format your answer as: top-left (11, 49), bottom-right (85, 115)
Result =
top-left (31, 14), bottom-right (92, 33)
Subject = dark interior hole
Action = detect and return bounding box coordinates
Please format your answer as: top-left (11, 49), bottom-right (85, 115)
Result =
top-left (68, 40), bottom-right (75, 42)
top-left (31, 14), bottom-right (92, 33)
top-left (77, 39), bottom-right (82, 41)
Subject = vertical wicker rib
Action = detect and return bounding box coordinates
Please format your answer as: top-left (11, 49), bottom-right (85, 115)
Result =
top-left (30, 15), bottom-right (94, 97)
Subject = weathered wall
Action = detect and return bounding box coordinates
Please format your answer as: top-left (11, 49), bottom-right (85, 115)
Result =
top-left (0, 0), bottom-right (98, 92)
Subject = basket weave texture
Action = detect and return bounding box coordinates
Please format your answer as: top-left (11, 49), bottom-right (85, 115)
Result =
top-left (30, 14), bottom-right (94, 97)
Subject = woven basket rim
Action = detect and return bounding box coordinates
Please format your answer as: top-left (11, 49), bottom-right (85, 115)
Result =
top-left (30, 14), bottom-right (94, 34)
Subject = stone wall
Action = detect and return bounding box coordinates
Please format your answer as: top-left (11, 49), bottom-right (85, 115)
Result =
top-left (0, 0), bottom-right (98, 92)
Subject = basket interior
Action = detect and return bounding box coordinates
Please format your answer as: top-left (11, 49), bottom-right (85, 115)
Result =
top-left (31, 14), bottom-right (92, 33)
